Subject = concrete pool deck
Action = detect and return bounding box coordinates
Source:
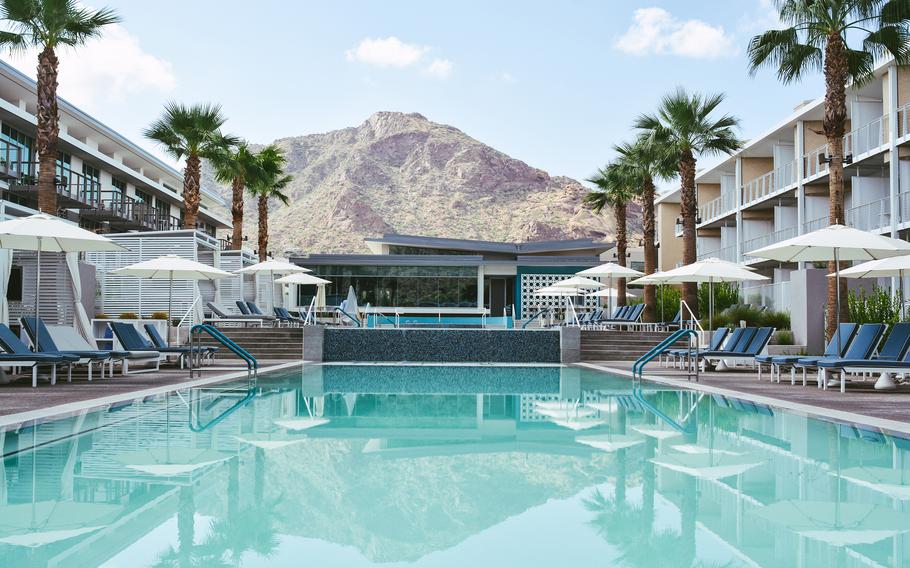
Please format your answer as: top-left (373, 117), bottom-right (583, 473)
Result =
top-left (0, 359), bottom-right (303, 426)
top-left (581, 360), bottom-right (910, 436)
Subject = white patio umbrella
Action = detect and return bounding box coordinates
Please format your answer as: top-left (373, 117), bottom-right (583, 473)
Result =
top-left (576, 433), bottom-right (644, 453)
top-left (0, 213), bottom-right (124, 357)
top-left (112, 255), bottom-right (232, 343)
top-left (235, 259), bottom-right (310, 311)
top-left (837, 255), bottom-right (910, 319)
top-left (533, 285), bottom-right (579, 297)
top-left (344, 285), bottom-right (360, 320)
top-left (747, 224), bottom-right (910, 357)
top-left (630, 271), bottom-right (672, 322)
top-left (640, 258), bottom-right (768, 331)
top-left (838, 466), bottom-right (910, 500)
top-left (0, 501), bottom-right (123, 547)
top-left (273, 417), bottom-right (330, 430)
top-left (577, 262), bottom-right (643, 313)
top-left (113, 448), bottom-right (231, 477)
top-left (752, 500), bottom-right (910, 546)
top-left (651, 453), bottom-right (763, 480)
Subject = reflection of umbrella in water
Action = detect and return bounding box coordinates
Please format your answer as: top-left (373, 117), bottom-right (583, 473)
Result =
top-left (839, 466), bottom-right (910, 500)
top-left (548, 417), bottom-right (607, 431)
top-left (233, 432), bottom-right (310, 450)
top-left (631, 426), bottom-right (682, 441)
top-left (671, 443), bottom-right (745, 456)
top-left (533, 401), bottom-right (603, 429)
top-left (751, 500), bottom-right (910, 546)
top-left (534, 406), bottom-right (598, 419)
top-left (113, 448), bottom-right (231, 476)
top-left (0, 501), bottom-right (122, 547)
top-left (273, 417), bottom-right (330, 431)
top-left (651, 453), bottom-right (762, 480)
top-left (576, 433), bottom-right (644, 452)
top-left (343, 393), bottom-right (358, 416)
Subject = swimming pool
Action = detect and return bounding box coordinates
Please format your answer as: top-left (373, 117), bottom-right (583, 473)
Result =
top-left (1, 363), bottom-right (908, 567)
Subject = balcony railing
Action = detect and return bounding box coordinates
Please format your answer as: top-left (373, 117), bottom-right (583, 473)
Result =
top-left (741, 161), bottom-right (796, 206)
top-left (897, 102), bottom-right (910, 139)
top-left (697, 189), bottom-right (737, 224)
top-left (741, 281), bottom-right (792, 312)
top-left (696, 243), bottom-right (737, 263)
top-left (845, 197), bottom-right (890, 232)
top-left (802, 143), bottom-right (829, 179)
top-left (845, 114), bottom-right (886, 157)
top-left (741, 226), bottom-right (798, 258)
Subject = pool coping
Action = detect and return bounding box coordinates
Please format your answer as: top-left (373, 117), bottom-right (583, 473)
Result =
top-left (577, 362), bottom-right (910, 437)
top-left (0, 360), bottom-right (308, 430)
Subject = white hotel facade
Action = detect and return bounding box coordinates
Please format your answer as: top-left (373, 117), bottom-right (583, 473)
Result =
top-left (657, 59), bottom-right (910, 315)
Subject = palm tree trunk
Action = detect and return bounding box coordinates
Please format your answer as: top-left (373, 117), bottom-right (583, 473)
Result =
top-left (36, 46), bottom-right (59, 214)
top-left (614, 202), bottom-right (628, 306)
top-left (258, 194), bottom-right (269, 259)
top-left (182, 153), bottom-right (201, 230)
top-left (824, 31), bottom-right (850, 339)
top-left (641, 175), bottom-right (657, 323)
top-left (231, 177), bottom-right (244, 250)
top-left (679, 151), bottom-right (698, 317)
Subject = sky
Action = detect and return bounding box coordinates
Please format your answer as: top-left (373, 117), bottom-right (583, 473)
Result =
top-left (1, 0), bottom-right (826, 189)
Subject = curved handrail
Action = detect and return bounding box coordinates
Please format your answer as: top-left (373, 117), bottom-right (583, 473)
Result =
top-left (190, 324), bottom-right (258, 379)
top-left (632, 328), bottom-right (699, 380)
top-left (368, 311), bottom-right (398, 328)
top-left (335, 307), bottom-right (361, 327)
top-left (521, 308), bottom-right (551, 329)
top-left (631, 390), bottom-right (696, 434)
top-left (188, 387), bottom-right (256, 432)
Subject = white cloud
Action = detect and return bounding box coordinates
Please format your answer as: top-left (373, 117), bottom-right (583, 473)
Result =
top-left (615, 7), bottom-right (736, 59)
top-left (425, 58), bottom-right (453, 79)
top-left (345, 36), bottom-right (429, 68)
top-left (3, 24), bottom-right (176, 111)
top-left (500, 72), bottom-right (516, 84)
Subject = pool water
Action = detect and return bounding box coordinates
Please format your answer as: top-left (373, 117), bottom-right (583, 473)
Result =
top-left (1, 364), bottom-right (909, 567)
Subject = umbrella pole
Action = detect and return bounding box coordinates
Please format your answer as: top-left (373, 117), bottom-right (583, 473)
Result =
top-left (609, 275), bottom-right (613, 315)
top-left (709, 277), bottom-right (714, 333)
top-left (167, 272), bottom-right (173, 345)
top-left (835, 249), bottom-right (842, 356)
top-left (34, 239), bottom-right (40, 356)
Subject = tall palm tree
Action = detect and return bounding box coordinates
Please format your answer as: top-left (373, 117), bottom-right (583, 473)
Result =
top-left (614, 137), bottom-right (677, 322)
top-left (0, 0), bottom-right (120, 214)
top-left (748, 0), bottom-right (910, 338)
top-left (586, 162), bottom-right (638, 305)
top-left (212, 142), bottom-right (258, 250)
top-left (144, 103), bottom-right (238, 230)
top-left (635, 89), bottom-right (742, 316)
top-left (249, 145), bottom-right (292, 259)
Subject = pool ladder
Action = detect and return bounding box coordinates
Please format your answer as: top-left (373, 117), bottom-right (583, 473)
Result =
top-left (632, 328), bottom-right (699, 390)
top-left (189, 324), bottom-right (258, 380)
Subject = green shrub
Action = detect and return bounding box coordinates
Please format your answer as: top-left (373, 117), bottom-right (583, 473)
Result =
top-left (118, 312), bottom-right (139, 320)
top-left (722, 305), bottom-right (764, 327)
top-left (771, 330), bottom-right (794, 345)
top-left (698, 282), bottom-right (739, 316)
top-left (848, 286), bottom-right (902, 327)
top-left (654, 285), bottom-right (681, 322)
top-left (759, 310), bottom-right (790, 330)
top-left (150, 311), bottom-right (169, 320)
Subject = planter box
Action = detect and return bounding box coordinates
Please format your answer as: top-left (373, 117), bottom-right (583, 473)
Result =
top-left (766, 345), bottom-right (805, 356)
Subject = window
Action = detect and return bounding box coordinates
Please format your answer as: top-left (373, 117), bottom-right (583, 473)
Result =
top-left (134, 188), bottom-right (153, 205)
top-left (154, 198), bottom-right (170, 222)
top-left (56, 152), bottom-right (73, 185)
top-left (111, 177), bottom-right (126, 200)
top-left (0, 124), bottom-right (33, 164)
top-left (82, 163), bottom-right (101, 201)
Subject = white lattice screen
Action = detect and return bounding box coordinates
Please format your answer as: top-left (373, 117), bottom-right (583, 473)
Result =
top-left (519, 273), bottom-right (599, 316)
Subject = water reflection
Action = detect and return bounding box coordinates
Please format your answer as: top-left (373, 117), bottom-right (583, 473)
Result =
top-left (0, 365), bottom-right (908, 567)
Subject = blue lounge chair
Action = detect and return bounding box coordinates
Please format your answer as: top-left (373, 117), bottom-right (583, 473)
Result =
top-left (107, 322), bottom-right (164, 374)
top-left (21, 317), bottom-right (119, 381)
top-left (795, 323), bottom-right (886, 389)
top-left (699, 327), bottom-right (775, 371)
top-left (236, 301), bottom-right (251, 314)
top-left (0, 324), bottom-right (78, 387)
top-left (144, 324), bottom-right (217, 365)
top-left (206, 302), bottom-right (269, 326)
top-left (595, 304), bottom-right (644, 329)
top-left (816, 322), bottom-right (910, 392)
top-left (663, 327), bottom-right (729, 367)
top-left (757, 323), bottom-right (859, 384)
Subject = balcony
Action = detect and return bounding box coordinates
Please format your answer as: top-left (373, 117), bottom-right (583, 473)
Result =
top-left (741, 161), bottom-right (796, 207)
top-left (801, 114), bottom-right (887, 181)
top-left (696, 243), bottom-right (737, 263)
top-left (697, 190), bottom-right (737, 225)
top-left (741, 226), bottom-right (798, 259)
top-left (6, 161), bottom-right (104, 210)
top-left (845, 197), bottom-right (890, 232)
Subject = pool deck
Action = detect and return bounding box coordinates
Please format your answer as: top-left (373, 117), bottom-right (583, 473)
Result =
top-left (0, 359), bottom-right (302, 426)
top-left (582, 360), bottom-right (910, 436)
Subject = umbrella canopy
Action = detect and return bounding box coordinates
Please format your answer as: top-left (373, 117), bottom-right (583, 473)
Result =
top-left (630, 426), bottom-right (682, 440)
top-left (746, 224), bottom-right (910, 262)
top-left (576, 262), bottom-right (643, 278)
top-left (670, 444), bottom-right (745, 456)
top-left (585, 289), bottom-right (635, 298)
top-left (837, 256), bottom-right (910, 320)
top-left (576, 433), bottom-right (644, 452)
top-left (548, 417), bottom-right (607, 431)
top-left (113, 448), bottom-right (231, 477)
top-left (550, 276), bottom-right (606, 289)
top-left (275, 273), bottom-right (332, 286)
top-left (0, 501), bottom-right (123, 547)
top-left (273, 417), bottom-right (330, 430)
top-left (751, 500), bottom-right (910, 546)
top-left (112, 255), bottom-right (232, 342)
top-left (233, 433), bottom-right (310, 450)
top-left (533, 286), bottom-right (579, 297)
top-left (345, 285), bottom-right (360, 316)
top-left (235, 259), bottom-right (311, 275)
top-left (651, 453), bottom-right (763, 480)
top-left (839, 466), bottom-right (910, 500)
top-left (629, 272), bottom-right (670, 285)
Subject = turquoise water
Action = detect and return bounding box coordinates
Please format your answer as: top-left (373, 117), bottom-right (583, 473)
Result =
top-left (1, 364), bottom-right (909, 567)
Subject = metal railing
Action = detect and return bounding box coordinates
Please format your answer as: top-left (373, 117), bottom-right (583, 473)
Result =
top-left (632, 327), bottom-right (699, 383)
top-left (741, 281), bottom-right (792, 312)
top-left (803, 215), bottom-right (828, 232)
top-left (698, 244), bottom-right (738, 263)
top-left (741, 226), bottom-right (797, 256)
top-left (802, 143), bottom-right (829, 179)
top-left (897, 102), bottom-right (910, 139)
top-left (189, 323), bottom-right (258, 379)
top-left (741, 160), bottom-right (796, 206)
top-left (845, 197), bottom-right (890, 231)
top-left (845, 114), bottom-right (885, 157)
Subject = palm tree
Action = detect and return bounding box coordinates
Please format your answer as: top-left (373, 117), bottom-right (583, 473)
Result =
top-left (0, 0), bottom-right (120, 214)
top-left (212, 142), bottom-right (258, 249)
top-left (586, 162), bottom-right (638, 305)
top-left (614, 137), bottom-right (677, 322)
top-left (249, 145), bottom-right (292, 259)
top-left (144, 102), bottom-right (238, 230)
top-left (635, 89), bottom-right (742, 316)
top-left (748, 0), bottom-right (910, 338)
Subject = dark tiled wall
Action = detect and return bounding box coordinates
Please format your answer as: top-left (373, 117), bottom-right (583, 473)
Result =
top-left (324, 328), bottom-right (560, 363)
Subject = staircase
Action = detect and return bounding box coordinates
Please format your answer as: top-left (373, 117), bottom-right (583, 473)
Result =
top-left (581, 330), bottom-right (688, 361)
top-left (196, 327), bottom-right (303, 360)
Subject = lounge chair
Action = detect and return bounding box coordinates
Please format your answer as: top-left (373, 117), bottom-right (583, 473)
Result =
top-left (663, 327), bottom-right (729, 368)
top-left (756, 323), bottom-right (859, 385)
top-left (816, 322), bottom-right (910, 392)
top-left (107, 322), bottom-right (164, 374)
top-left (0, 324), bottom-right (79, 387)
top-left (698, 327), bottom-right (775, 371)
top-left (593, 304), bottom-right (644, 330)
top-left (144, 324), bottom-right (217, 366)
top-left (794, 323), bottom-right (886, 389)
top-left (206, 302), bottom-right (270, 327)
top-left (21, 317), bottom-right (118, 381)
top-left (273, 307), bottom-right (306, 326)
top-left (236, 300), bottom-right (252, 314)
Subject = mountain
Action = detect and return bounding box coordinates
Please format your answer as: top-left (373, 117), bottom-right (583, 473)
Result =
top-left (205, 112), bottom-right (638, 254)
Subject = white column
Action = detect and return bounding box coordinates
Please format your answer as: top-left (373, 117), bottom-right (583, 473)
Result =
top-left (476, 265), bottom-right (484, 309)
top-left (888, 65), bottom-right (901, 302)
top-left (796, 121), bottom-right (806, 271)
top-left (735, 157), bottom-right (743, 263)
